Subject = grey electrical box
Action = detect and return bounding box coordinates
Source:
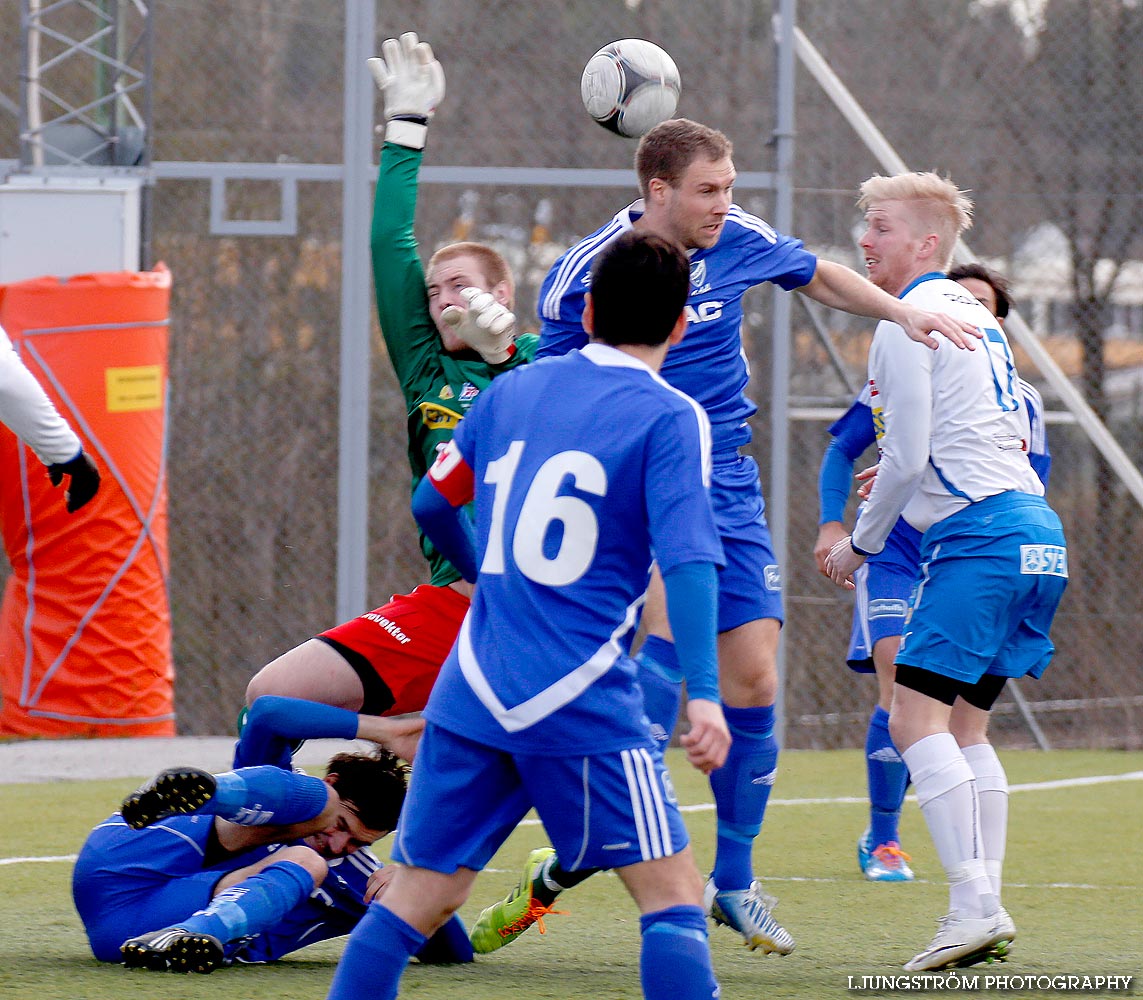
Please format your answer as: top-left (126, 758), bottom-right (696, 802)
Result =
top-left (0, 175), bottom-right (142, 284)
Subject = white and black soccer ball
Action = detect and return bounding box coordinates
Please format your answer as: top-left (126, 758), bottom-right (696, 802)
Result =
top-left (580, 39), bottom-right (681, 138)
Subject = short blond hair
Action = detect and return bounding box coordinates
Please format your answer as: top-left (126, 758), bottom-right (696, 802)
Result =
top-left (857, 172), bottom-right (973, 270)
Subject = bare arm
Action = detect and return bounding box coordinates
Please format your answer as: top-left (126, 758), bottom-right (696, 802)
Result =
top-left (799, 260), bottom-right (981, 351)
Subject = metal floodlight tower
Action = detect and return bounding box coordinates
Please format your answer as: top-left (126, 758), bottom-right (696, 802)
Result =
top-left (18, 0), bottom-right (154, 172)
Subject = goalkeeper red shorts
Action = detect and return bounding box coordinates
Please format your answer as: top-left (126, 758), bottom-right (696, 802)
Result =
top-left (317, 584), bottom-right (470, 717)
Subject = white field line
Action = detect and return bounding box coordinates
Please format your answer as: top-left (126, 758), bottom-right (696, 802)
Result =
top-left (2, 769), bottom-right (1140, 868)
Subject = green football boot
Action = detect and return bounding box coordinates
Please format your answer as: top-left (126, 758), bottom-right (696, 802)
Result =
top-left (469, 847), bottom-right (568, 953)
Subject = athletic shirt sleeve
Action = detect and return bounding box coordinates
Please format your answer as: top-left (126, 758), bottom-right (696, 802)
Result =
top-left (0, 321), bottom-right (82, 466)
top-left (644, 400), bottom-right (725, 573)
top-left (1019, 378), bottom-right (1052, 489)
top-left (818, 394), bottom-right (876, 524)
top-left (850, 324), bottom-right (933, 554)
top-left (370, 143), bottom-right (446, 411)
top-left (536, 213), bottom-right (630, 360)
top-left (536, 266), bottom-right (589, 359)
top-left (726, 209), bottom-right (819, 291)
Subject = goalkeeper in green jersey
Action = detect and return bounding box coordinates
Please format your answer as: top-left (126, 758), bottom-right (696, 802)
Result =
top-left (242, 33), bottom-right (536, 763)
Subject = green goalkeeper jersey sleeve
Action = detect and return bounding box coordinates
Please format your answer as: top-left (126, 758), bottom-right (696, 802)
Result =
top-left (370, 142), bottom-right (536, 586)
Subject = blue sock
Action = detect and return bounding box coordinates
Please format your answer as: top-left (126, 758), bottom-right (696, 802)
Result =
top-left (413, 913), bottom-right (474, 964)
top-left (640, 905), bottom-right (719, 1000)
top-left (327, 903), bottom-right (426, 1000)
top-left (210, 766), bottom-right (330, 826)
top-left (179, 860), bottom-right (315, 942)
top-left (865, 705), bottom-right (909, 846)
top-left (709, 704), bottom-right (778, 890)
top-left (636, 636), bottom-right (684, 749)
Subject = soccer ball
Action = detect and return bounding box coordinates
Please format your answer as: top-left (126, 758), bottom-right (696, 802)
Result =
top-left (580, 39), bottom-right (681, 138)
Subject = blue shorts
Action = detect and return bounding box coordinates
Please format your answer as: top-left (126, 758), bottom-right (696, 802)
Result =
top-left (711, 454), bottom-right (783, 630)
top-left (896, 493), bottom-right (1067, 684)
top-left (72, 815), bottom-right (263, 961)
top-left (392, 722), bottom-right (689, 874)
top-left (846, 517), bottom-right (923, 672)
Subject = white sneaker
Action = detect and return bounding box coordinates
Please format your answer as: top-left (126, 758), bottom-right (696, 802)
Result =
top-left (960, 906), bottom-right (1016, 967)
top-left (904, 912), bottom-right (1000, 972)
top-left (991, 906), bottom-right (1016, 945)
top-left (703, 878), bottom-right (795, 955)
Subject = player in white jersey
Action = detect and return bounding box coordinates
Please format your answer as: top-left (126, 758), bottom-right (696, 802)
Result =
top-left (0, 320), bottom-right (100, 511)
top-left (823, 172), bottom-right (1068, 972)
top-left (502, 117), bottom-right (981, 957)
top-left (813, 265), bottom-right (1051, 884)
top-left (326, 232), bottom-right (729, 1000)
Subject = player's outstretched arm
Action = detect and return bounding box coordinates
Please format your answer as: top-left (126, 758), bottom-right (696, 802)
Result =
top-left (356, 715), bottom-right (425, 763)
top-left (0, 321), bottom-right (100, 511)
top-left (235, 695), bottom-right (362, 769)
top-left (800, 260), bottom-right (981, 350)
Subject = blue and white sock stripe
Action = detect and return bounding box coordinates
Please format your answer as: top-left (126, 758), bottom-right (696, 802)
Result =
top-left (540, 218), bottom-right (628, 320)
top-left (621, 747), bottom-right (674, 861)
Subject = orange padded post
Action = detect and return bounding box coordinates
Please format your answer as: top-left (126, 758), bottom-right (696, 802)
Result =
top-left (0, 267), bottom-right (174, 737)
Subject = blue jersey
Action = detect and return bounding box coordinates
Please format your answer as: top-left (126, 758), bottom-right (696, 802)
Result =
top-left (424, 344), bottom-right (724, 754)
top-left (538, 202), bottom-right (818, 452)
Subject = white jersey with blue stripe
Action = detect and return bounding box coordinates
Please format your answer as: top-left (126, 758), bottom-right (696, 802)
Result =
top-left (852, 273), bottom-right (1045, 554)
top-left (537, 201), bottom-right (818, 452)
top-left (827, 376), bottom-right (1050, 486)
top-left (424, 344), bottom-right (724, 754)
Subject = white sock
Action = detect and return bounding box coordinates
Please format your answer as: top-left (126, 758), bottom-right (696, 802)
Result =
top-left (902, 733), bottom-right (996, 919)
top-left (961, 742), bottom-right (1008, 901)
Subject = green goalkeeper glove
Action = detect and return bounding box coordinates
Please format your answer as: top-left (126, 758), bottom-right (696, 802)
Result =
top-left (368, 31), bottom-right (445, 151)
top-left (441, 287), bottom-right (517, 364)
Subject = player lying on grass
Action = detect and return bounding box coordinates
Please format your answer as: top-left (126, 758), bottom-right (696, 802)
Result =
top-left (72, 695), bottom-right (472, 974)
top-left (239, 32), bottom-right (533, 768)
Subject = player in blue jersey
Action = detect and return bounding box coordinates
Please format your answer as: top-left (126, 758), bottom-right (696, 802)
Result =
top-left (502, 117), bottom-right (981, 956)
top-left (813, 264), bottom-right (1051, 883)
top-left (823, 172), bottom-right (1067, 972)
top-left (72, 695), bottom-right (472, 973)
top-left (325, 232), bottom-right (729, 1000)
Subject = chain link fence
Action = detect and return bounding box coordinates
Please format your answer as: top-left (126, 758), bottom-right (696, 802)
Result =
top-left (2, 0), bottom-right (1141, 746)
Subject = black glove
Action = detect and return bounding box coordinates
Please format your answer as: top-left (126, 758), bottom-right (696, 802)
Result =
top-left (47, 450), bottom-right (101, 513)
